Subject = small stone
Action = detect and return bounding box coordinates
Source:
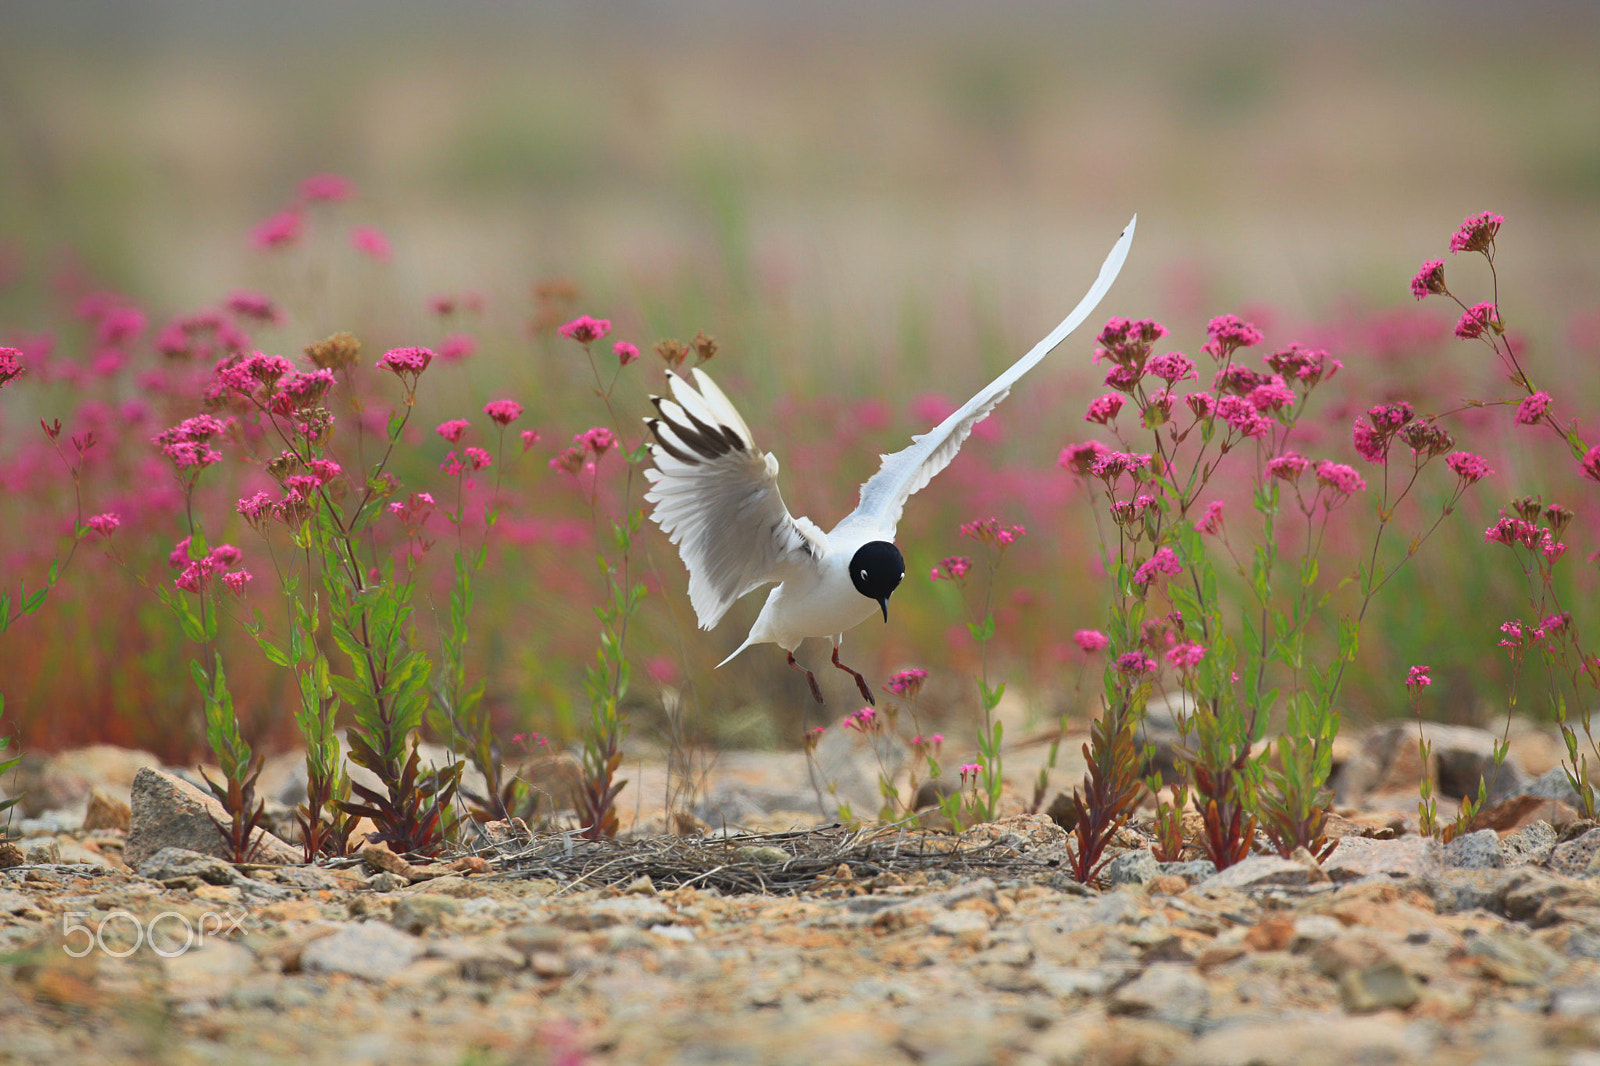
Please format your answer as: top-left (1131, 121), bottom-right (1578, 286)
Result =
top-left (366, 872), bottom-right (408, 892)
top-left (1428, 868), bottom-right (1518, 914)
top-left (1156, 859), bottom-right (1217, 883)
top-left (929, 908), bottom-right (991, 948)
top-left (81, 787), bottom-right (131, 832)
top-left (1103, 849), bottom-right (1160, 886)
top-left (0, 841), bottom-right (22, 868)
top-left (162, 939), bottom-right (257, 1001)
top-left (732, 845), bottom-right (791, 865)
top-left (137, 846), bottom-right (240, 886)
top-left (1322, 835), bottom-right (1443, 881)
top-left (1200, 854), bottom-right (1323, 890)
top-left (1289, 914), bottom-right (1345, 950)
top-left (20, 838), bottom-right (60, 864)
top-left (1337, 958), bottom-right (1421, 1013)
top-left (624, 874), bottom-right (657, 895)
top-left (390, 893), bottom-right (461, 934)
top-left (1501, 820), bottom-right (1558, 867)
top-left (1444, 828), bottom-right (1503, 869)
top-left (300, 921), bottom-right (426, 981)
top-left (1548, 827), bottom-right (1600, 878)
top-left (529, 951), bottom-right (570, 978)
top-left (1108, 962), bottom-right (1210, 1033)
top-left (505, 923), bottom-right (565, 955)
top-left (1465, 930), bottom-right (1563, 985)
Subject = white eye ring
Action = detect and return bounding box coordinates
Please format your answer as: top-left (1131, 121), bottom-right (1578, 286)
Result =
top-left (859, 570), bottom-right (868, 581)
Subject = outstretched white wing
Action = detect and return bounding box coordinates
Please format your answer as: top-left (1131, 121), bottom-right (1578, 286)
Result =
top-left (643, 368), bottom-right (826, 630)
top-left (838, 215), bottom-right (1137, 535)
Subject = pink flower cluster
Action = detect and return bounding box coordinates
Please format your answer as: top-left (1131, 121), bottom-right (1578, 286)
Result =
top-left (1445, 451), bottom-right (1493, 484)
top-left (1195, 499), bottom-right (1225, 535)
top-left (1114, 651), bottom-right (1157, 676)
top-left (1484, 514), bottom-right (1566, 562)
top-left (1089, 450), bottom-right (1153, 484)
top-left (558, 315), bottom-right (611, 344)
top-left (386, 491), bottom-right (436, 534)
top-left (437, 418), bottom-right (471, 443)
top-left (1410, 260), bottom-right (1446, 300)
top-left (958, 762), bottom-right (985, 785)
top-left (1313, 460), bottom-right (1366, 500)
top-left (930, 555), bottom-right (972, 581)
top-left (1200, 314), bottom-right (1264, 361)
top-left (959, 517), bottom-right (1026, 550)
top-left (1264, 343), bottom-right (1340, 387)
top-left (155, 414), bottom-right (231, 470)
top-left (1146, 351), bottom-right (1198, 385)
top-left (884, 668), bottom-right (928, 699)
top-left (484, 399), bottom-right (523, 426)
top-left (1074, 629), bottom-right (1110, 654)
top-left (1449, 211), bottom-right (1503, 255)
top-left (1133, 546), bottom-right (1183, 586)
top-left (169, 537), bottom-right (251, 595)
top-left (842, 706), bottom-right (879, 733)
top-left (1166, 642), bottom-right (1206, 671)
top-left (1084, 393), bottom-right (1125, 424)
top-left (1405, 664), bottom-right (1431, 689)
top-left (0, 346), bottom-right (25, 388)
top-left (1454, 302), bottom-right (1499, 340)
top-left (86, 513), bottom-right (121, 536)
top-left (376, 346), bottom-right (434, 381)
top-left (549, 425), bottom-right (618, 475)
top-left (1515, 392), bottom-right (1550, 425)
top-left (1058, 440), bottom-right (1111, 477)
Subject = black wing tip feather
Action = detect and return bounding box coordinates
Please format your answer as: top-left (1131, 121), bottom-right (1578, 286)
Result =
top-left (647, 396), bottom-right (745, 463)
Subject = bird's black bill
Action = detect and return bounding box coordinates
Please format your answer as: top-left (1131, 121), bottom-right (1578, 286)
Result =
top-left (878, 596), bottom-right (890, 623)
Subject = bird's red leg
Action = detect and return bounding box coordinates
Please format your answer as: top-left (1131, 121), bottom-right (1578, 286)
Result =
top-left (831, 647), bottom-right (875, 705)
top-left (788, 651), bottom-right (825, 704)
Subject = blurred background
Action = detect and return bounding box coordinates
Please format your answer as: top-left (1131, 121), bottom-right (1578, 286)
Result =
top-left (2, 0), bottom-right (1598, 764)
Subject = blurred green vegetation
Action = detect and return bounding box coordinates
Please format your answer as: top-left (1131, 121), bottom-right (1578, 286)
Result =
top-left (1, 2), bottom-right (1598, 763)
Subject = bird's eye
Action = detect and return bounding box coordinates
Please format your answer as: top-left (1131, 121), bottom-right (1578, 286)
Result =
top-left (859, 570), bottom-right (867, 581)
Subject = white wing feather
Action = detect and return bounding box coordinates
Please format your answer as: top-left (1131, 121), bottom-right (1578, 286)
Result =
top-left (838, 215), bottom-right (1137, 535)
top-left (643, 368), bottom-right (825, 630)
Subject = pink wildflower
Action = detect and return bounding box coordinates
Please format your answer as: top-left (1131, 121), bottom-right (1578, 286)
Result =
top-left (154, 414), bottom-right (230, 470)
top-left (549, 446), bottom-right (585, 476)
top-left (1405, 665), bottom-right (1431, 688)
top-left (484, 399), bottom-right (523, 426)
top-left (843, 706), bottom-right (879, 733)
top-left (437, 418), bottom-right (471, 443)
top-left (350, 225), bottom-right (392, 263)
top-left (1084, 393), bottom-right (1125, 424)
top-left (440, 451), bottom-right (465, 477)
top-left (1265, 343), bottom-right (1339, 386)
top-left (1445, 451), bottom-right (1492, 484)
top-left (86, 513), bottom-right (121, 536)
top-left (1515, 392), bottom-right (1550, 425)
top-left (1185, 391), bottom-right (1216, 419)
top-left (1090, 451), bottom-right (1153, 483)
top-left (1268, 452), bottom-right (1309, 481)
top-left (237, 491), bottom-right (275, 524)
top-left (614, 341), bottom-right (640, 366)
top-left (1247, 376), bottom-right (1297, 413)
top-left (1410, 259), bottom-right (1446, 299)
top-left (1146, 351), bottom-right (1197, 384)
top-left (1133, 547), bottom-right (1183, 586)
top-left (222, 571), bottom-right (253, 594)
top-left (1057, 440), bottom-right (1111, 477)
top-left (1214, 395), bottom-right (1272, 438)
top-left (251, 208), bottom-right (303, 250)
top-left (579, 426), bottom-right (616, 457)
top-left (958, 763), bottom-right (984, 785)
top-left (1166, 642), bottom-right (1206, 671)
top-left (227, 290), bottom-right (282, 324)
top-left (1580, 445), bottom-right (1600, 482)
top-left (437, 333), bottom-right (477, 362)
top-left (1454, 302), bottom-right (1498, 340)
top-left (1074, 629), bottom-right (1110, 654)
top-left (1449, 211), bottom-right (1503, 255)
top-left (520, 429), bottom-right (540, 452)
top-left (376, 346), bottom-right (433, 382)
top-left (299, 174), bottom-right (355, 202)
top-left (1114, 652), bottom-right (1157, 676)
top-left (1352, 419), bottom-right (1387, 464)
top-left (932, 555), bottom-right (972, 581)
top-left (465, 446), bottom-right (493, 470)
top-left (308, 458), bottom-right (342, 484)
top-left (960, 517), bottom-right (1026, 549)
top-left (1314, 460), bottom-right (1366, 499)
top-left (1196, 500), bottom-right (1224, 535)
top-left (884, 668), bottom-right (929, 699)
top-left (558, 315), bottom-right (612, 344)
top-left (0, 347), bottom-right (23, 388)
top-left (1201, 314), bottom-right (1264, 361)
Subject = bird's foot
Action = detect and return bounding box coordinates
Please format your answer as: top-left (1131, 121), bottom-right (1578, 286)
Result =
top-left (831, 647), bottom-right (875, 705)
top-left (788, 651), bottom-right (825, 704)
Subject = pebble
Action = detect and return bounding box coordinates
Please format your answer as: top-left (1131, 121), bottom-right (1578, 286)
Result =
top-left (299, 921), bottom-right (426, 981)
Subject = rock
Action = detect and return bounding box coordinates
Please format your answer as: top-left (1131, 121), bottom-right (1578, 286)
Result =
top-left (732, 845), bottom-right (792, 865)
top-left (1467, 793), bottom-right (1578, 833)
top-left (1522, 765), bottom-right (1584, 807)
top-left (1444, 828), bottom-right (1503, 869)
top-left (1547, 827), bottom-right (1600, 878)
top-left (9, 744), bottom-right (160, 817)
top-left (1312, 939), bottom-right (1421, 1013)
top-left (19, 838), bottom-right (60, 864)
top-left (81, 787), bottom-right (131, 832)
top-left (1501, 868), bottom-right (1600, 926)
top-left (0, 840), bottom-right (22, 868)
top-left (1501, 820), bottom-right (1557, 867)
top-left (1108, 962), bottom-right (1210, 1033)
top-left (1338, 722), bottom-right (1528, 807)
top-left (1199, 854), bottom-right (1325, 890)
top-left (162, 939), bottom-right (258, 1001)
top-left (1428, 869), bottom-right (1519, 915)
top-left (1103, 849), bottom-right (1160, 885)
top-left (299, 922), bottom-right (426, 981)
top-left (1463, 930), bottom-right (1563, 985)
top-left (1322, 834), bottom-right (1442, 881)
top-left (390, 893), bottom-right (462, 934)
top-left (125, 767), bottom-right (300, 869)
top-left (136, 846), bottom-right (240, 886)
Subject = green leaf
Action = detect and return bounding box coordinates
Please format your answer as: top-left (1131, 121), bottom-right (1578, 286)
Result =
top-left (21, 587), bottom-right (47, 615)
top-left (255, 636), bottom-right (291, 668)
